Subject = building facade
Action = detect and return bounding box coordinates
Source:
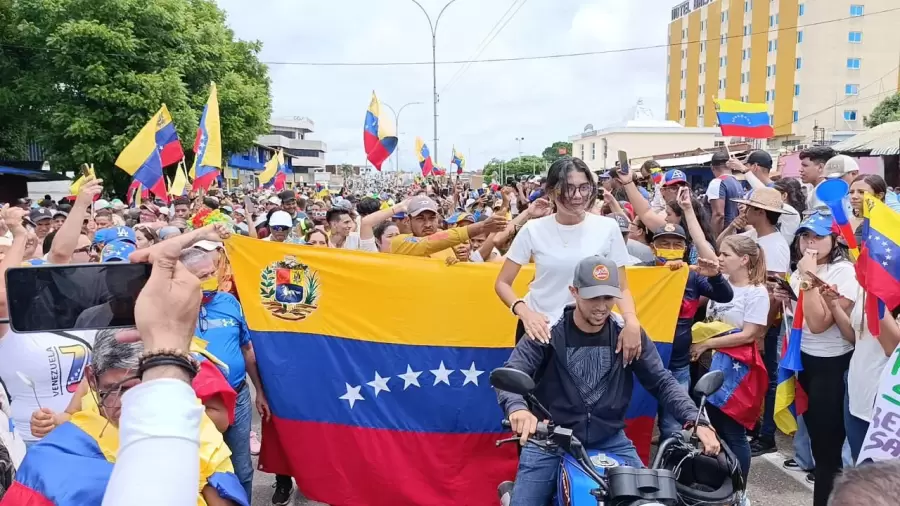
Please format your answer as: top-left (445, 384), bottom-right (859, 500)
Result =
top-left (666, 0), bottom-right (900, 146)
top-left (227, 116), bottom-right (328, 186)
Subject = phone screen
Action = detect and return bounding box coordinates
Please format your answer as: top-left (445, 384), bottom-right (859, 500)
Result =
top-left (5, 263), bottom-right (152, 333)
top-left (617, 151), bottom-right (630, 175)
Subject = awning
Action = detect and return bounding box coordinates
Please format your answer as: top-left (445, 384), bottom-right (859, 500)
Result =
top-left (831, 121), bottom-right (900, 156)
top-left (0, 166), bottom-right (70, 181)
top-left (655, 153), bottom-right (714, 168)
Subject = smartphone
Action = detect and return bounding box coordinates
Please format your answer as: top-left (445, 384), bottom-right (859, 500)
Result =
top-left (767, 274), bottom-right (797, 301)
top-left (505, 176), bottom-right (515, 186)
top-left (804, 271), bottom-right (830, 290)
top-left (617, 150), bottom-right (630, 175)
top-left (5, 263), bottom-right (152, 333)
top-left (477, 188), bottom-right (485, 197)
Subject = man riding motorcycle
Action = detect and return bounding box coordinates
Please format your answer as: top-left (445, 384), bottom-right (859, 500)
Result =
top-left (497, 255), bottom-right (721, 506)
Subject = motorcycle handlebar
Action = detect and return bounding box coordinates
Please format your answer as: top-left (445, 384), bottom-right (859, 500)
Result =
top-left (500, 419), bottom-right (549, 438)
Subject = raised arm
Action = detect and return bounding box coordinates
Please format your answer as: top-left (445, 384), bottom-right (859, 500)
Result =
top-left (675, 187), bottom-right (716, 261)
top-left (49, 178), bottom-right (103, 265)
top-left (614, 171), bottom-right (666, 230)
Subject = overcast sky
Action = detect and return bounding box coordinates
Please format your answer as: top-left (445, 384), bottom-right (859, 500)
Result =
top-left (217, 0), bottom-right (675, 170)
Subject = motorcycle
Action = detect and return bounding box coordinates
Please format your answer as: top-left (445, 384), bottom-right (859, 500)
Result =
top-left (491, 368), bottom-right (744, 506)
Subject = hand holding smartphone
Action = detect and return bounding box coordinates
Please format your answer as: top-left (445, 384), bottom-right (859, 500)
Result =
top-left (767, 274), bottom-right (797, 301)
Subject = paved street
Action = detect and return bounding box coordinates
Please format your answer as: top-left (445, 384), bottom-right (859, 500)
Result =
top-left (247, 385), bottom-right (812, 506)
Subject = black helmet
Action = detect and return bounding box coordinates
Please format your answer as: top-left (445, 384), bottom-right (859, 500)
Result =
top-left (656, 439), bottom-right (743, 505)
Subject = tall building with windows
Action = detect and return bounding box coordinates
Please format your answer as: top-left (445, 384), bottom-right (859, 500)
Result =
top-left (666, 0), bottom-right (900, 146)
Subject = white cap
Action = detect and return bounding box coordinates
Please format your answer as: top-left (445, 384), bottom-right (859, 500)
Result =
top-left (269, 210), bottom-right (293, 228)
top-left (254, 215), bottom-right (268, 228)
top-left (267, 196), bottom-right (282, 206)
top-left (824, 155), bottom-right (860, 178)
top-left (465, 198), bottom-right (476, 208)
top-left (159, 206), bottom-right (169, 216)
top-left (193, 240), bottom-right (223, 251)
top-left (93, 199), bottom-right (111, 211)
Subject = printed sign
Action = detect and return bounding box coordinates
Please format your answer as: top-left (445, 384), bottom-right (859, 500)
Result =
top-left (858, 347), bottom-right (900, 463)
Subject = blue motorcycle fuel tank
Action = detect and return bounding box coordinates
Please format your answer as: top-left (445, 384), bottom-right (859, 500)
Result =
top-left (555, 450), bottom-right (624, 506)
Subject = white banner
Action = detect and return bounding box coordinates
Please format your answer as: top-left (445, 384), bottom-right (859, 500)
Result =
top-left (858, 347), bottom-right (900, 463)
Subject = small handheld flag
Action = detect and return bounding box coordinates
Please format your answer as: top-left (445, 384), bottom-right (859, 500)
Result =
top-left (856, 194), bottom-right (900, 336)
top-left (115, 104), bottom-right (184, 203)
top-left (451, 147), bottom-right (466, 175)
top-left (69, 164), bottom-right (95, 195)
top-left (713, 99), bottom-right (774, 139)
top-left (191, 82), bottom-right (222, 191)
top-left (169, 161), bottom-right (189, 197)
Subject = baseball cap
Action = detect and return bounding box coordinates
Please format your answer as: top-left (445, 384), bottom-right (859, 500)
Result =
top-left (796, 211), bottom-right (834, 237)
top-left (572, 255), bottom-right (622, 299)
top-left (139, 203), bottom-right (160, 214)
top-left (269, 210), bottom-right (293, 228)
top-left (446, 211), bottom-right (474, 225)
top-left (711, 151), bottom-right (730, 166)
top-left (746, 150), bottom-right (773, 170)
top-left (267, 195), bottom-right (282, 206)
top-left (52, 210), bottom-right (68, 219)
top-left (652, 223), bottom-right (687, 241)
top-left (29, 208), bottom-right (53, 223)
top-left (158, 226), bottom-right (182, 240)
top-left (93, 199), bottom-right (111, 211)
top-left (100, 241), bottom-right (136, 262)
top-left (662, 169), bottom-right (688, 187)
top-left (407, 197), bottom-right (439, 217)
top-left (254, 215), bottom-right (268, 228)
top-left (613, 214), bottom-right (630, 233)
top-left (392, 211), bottom-right (408, 220)
top-left (278, 190), bottom-right (297, 203)
top-left (193, 240), bottom-right (224, 252)
top-left (824, 155), bottom-right (860, 179)
top-left (93, 226), bottom-right (137, 246)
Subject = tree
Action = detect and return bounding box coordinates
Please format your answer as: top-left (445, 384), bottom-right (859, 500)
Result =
top-left (541, 141), bottom-right (573, 163)
top-left (0, 0), bottom-right (30, 160)
top-left (482, 156), bottom-right (546, 182)
top-left (6, 0), bottom-right (272, 194)
top-left (865, 93), bottom-right (900, 128)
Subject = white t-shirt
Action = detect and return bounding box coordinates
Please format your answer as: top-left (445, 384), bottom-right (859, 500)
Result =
top-left (789, 261), bottom-right (859, 357)
top-left (470, 247), bottom-right (502, 263)
top-left (506, 213), bottom-right (631, 326)
top-left (359, 236), bottom-right (378, 253)
top-left (739, 230), bottom-right (790, 274)
top-left (705, 178), bottom-right (722, 201)
top-left (337, 232), bottom-right (361, 250)
top-left (848, 288), bottom-right (891, 422)
top-left (778, 204), bottom-right (801, 244)
top-left (707, 283), bottom-right (770, 329)
top-left (0, 330), bottom-right (95, 441)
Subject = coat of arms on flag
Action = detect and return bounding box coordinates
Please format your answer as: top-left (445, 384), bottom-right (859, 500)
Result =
top-left (259, 256), bottom-right (320, 321)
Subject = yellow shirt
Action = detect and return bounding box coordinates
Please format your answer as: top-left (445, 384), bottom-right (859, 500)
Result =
top-left (390, 227), bottom-right (470, 259)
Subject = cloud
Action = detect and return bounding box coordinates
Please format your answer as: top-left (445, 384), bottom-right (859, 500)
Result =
top-left (218, 0), bottom-right (675, 171)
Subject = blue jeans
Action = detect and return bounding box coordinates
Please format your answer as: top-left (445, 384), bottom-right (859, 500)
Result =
top-left (224, 381), bottom-right (253, 504)
top-left (657, 364), bottom-right (691, 441)
top-left (510, 430), bottom-right (642, 506)
top-left (759, 322), bottom-right (783, 440)
top-left (843, 371), bottom-right (870, 464)
top-left (706, 404), bottom-right (750, 483)
top-left (793, 415), bottom-right (815, 470)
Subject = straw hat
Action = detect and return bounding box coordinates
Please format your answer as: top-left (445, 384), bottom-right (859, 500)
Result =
top-left (731, 187), bottom-right (796, 214)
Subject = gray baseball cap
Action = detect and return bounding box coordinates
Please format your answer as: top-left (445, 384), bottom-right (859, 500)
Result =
top-left (573, 255), bottom-right (622, 299)
top-left (407, 196), bottom-right (439, 217)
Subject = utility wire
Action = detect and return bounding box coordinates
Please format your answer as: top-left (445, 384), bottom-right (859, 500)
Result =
top-left (440, 0), bottom-right (528, 94)
top-left (1, 7), bottom-right (897, 67)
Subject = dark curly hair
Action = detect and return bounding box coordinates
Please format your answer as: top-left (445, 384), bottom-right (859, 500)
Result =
top-left (545, 157), bottom-right (597, 212)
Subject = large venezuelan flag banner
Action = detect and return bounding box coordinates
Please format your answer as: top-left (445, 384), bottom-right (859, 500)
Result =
top-left (227, 236), bottom-right (685, 506)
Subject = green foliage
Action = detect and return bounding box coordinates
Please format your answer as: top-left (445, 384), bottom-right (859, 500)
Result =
top-left (541, 141), bottom-right (573, 163)
top-left (482, 155), bottom-right (546, 181)
top-left (260, 266), bottom-right (275, 300)
top-left (865, 93), bottom-right (900, 128)
top-left (4, 0), bottom-right (272, 194)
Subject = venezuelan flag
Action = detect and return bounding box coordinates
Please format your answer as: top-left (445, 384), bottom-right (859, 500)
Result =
top-left (115, 104), bottom-right (183, 203)
top-left (226, 236), bottom-right (685, 505)
top-left (363, 92), bottom-right (398, 171)
top-left (416, 136), bottom-right (434, 177)
top-left (125, 180), bottom-right (150, 207)
top-left (258, 149), bottom-right (284, 188)
top-left (857, 194), bottom-right (900, 335)
top-left (452, 146), bottom-right (466, 174)
top-left (191, 83), bottom-right (223, 191)
top-left (713, 99), bottom-right (774, 139)
top-left (2, 392), bottom-right (246, 506)
top-left (774, 293), bottom-right (806, 434)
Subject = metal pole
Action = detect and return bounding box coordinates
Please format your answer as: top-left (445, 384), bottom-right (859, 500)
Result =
top-left (410, 0), bottom-right (457, 165)
top-left (383, 101), bottom-right (423, 173)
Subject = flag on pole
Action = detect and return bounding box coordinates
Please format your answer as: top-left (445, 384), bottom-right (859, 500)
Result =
top-left (713, 99), bottom-right (774, 139)
top-left (190, 83), bottom-right (222, 191)
top-left (363, 92), bottom-right (398, 171)
top-left (416, 137), bottom-right (434, 177)
top-left (856, 194), bottom-right (900, 336)
top-left (114, 105), bottom-right (184, 203)
top-left (451, 147), bottom-right (466, 174)
top-left (259, 150), bottom-right (283, 187)
top-left (273, 154), bottom-right (288, 191)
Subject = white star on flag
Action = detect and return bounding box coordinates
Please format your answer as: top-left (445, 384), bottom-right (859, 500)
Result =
top-left (461, 362), bottom-right (484, 386)
top-left (430, 361), bottom-right (454, 386)
top-left (366, 371), bottom-right (391, 397)
top-left (339, 383), bottom-right (364, 409)
top-left (398, 365), bottom-right (422, 390)
top-left (732, 362), bottom-right (742, 372)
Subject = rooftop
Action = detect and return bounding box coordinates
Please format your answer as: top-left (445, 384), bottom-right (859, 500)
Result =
top-left (570, 99), bottom-right (720, 140)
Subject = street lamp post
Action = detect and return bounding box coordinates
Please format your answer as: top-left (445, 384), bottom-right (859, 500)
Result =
top-left (382, 101), bottom-right (423, 172)
top-left (410, 0), bottom-right (457, 164)
top-left (515, 137), bottom-right (525, 157)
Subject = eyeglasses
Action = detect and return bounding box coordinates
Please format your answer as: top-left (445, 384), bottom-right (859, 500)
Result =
top-left (565, 183), bottom-right (594, 198)
top-left (96, 375), bottom-right (140, 408)
top-left (73, 245), bottom-right (92, 254)
top-left (198, 305), bottom-right (209, 333)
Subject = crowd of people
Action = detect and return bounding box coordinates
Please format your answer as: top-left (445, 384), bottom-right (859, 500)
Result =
top-left (0, 145), bottom-right (898, 506)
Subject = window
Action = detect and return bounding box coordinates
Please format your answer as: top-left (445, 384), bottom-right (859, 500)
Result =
top-left (846, 84), bottom-right (859, 95)
top-left (720, 56), bottom-right (727, 67)
top-left (794, 84), bottom-right (801, 96)
top-left (700, 41), bottom-right (706, 52)
top-left (591, 142), bottom-right (596, 160)
top-left (847, 58), bottom-right (861, 69)
top-left (699, 84), bottom-right (704, 95)
top-left (719, 79), bottom-right (727, 90)
top-left (699, 63), bottom-right (705, 73)
top-left (769, 15), bottom-right (774, 27)
top-left (699, 105), bottom-right (705, 116)
top-left (742, 49), bottom-right (748, 60)
top-left (742, 73), bottom-right (747, 84)
top-left (850, 5), bottom-right (864, 17)
top-left (745, 1), bottom-right (751, 13)
top-left (683, 29), bottom-right (687, 38)
top-left (744, 24), bottom-right (751, 36)
top-left (682, 69), bottom-right (686, 78)
top-left (767, 64), bottom-right (777, 77)
top-left (721, 34), bottom-right (727, 45)
top-left (682, 49), bottom-right (686, 59)
top-left (765, 90), bottom-right (770, 101)
top-left (701, 20), bottom-right (707, 31)
top-left (844, 110), bottom-right (858, 121)
top-left (580, 144), bottom-right (585, 158)
top-left (799, 3), bottom-right (805, 16)
top-left (681, 109), bottom-right (686, 120)
top-left (797, 31), bottom-right (803, 43)
top-left (796, 57), bottom-right (803, 69)
top-left (849, 31), bottom-right (862, 43)
top-left (722, 11), bottom-right (728, 22)
top-left (681, 90), bottom-right (686, 99)
top-left (793, 110), bottom-right (799, 122)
